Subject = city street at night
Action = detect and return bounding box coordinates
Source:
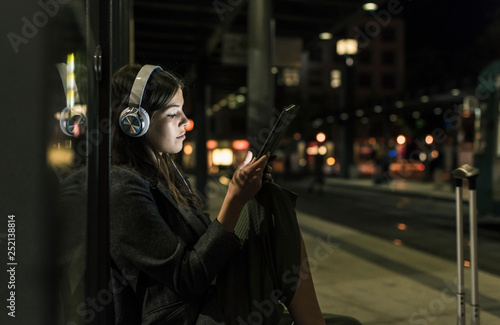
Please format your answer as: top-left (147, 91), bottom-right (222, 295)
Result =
top-left (208, 176), bottom-right (500, 324)
top-left (3, 0), bottom-right (500, 323)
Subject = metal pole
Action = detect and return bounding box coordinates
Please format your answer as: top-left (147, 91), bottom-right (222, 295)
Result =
top-left (112, 0), bottom-right (131, 71)
top-left (87, 0), bottom-right (112, 323)
top-left (195, 58), bottom-right (209, 204)
top-left (247, 0), bottom-right (273, 155)
top-left (454, 178), bottom-right (465, 325)
top-left (452, 164), bottom-right (480, 325)
top-left (468, 176), bottom-right (480, 325)
top-left (339, 56), bottom-right (355, 178)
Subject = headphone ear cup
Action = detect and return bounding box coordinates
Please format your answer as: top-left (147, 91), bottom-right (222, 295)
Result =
top-left (60, 107), bottom-right (72, 136)
top-left (119, 107), bottom-right (150, 137)
top-left (60, 106), bottom-right (87, 137)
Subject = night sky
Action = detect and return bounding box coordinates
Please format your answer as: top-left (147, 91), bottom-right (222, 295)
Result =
top-left (397, 0), bottom-right (500, 90)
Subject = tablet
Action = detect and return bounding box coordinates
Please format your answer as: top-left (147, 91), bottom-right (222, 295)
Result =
top-left (257, 104), bottom-right (300, 158)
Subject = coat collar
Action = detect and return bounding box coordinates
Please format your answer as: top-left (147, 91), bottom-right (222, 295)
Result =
top-left (155, 181), bottom-right (208, 238)
top-left (112, 165), bottom-right (210, 237)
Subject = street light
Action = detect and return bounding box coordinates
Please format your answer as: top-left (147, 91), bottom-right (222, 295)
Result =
top-left (336, 39), bottom-right (358, 66)
top-left (362, 3), bottom-right (378, 11)
top-left (319, 32), bottom-right (333, 40)
top-left (336, 39), bottom-right (358, 56)
top-left (316, 132), bottom-right (326, 143)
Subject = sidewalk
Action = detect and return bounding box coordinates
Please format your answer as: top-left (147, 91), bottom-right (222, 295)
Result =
top-left (325, 176), bottom-right (457, 201)
top-left (202, 176), bottom-right (500, 324)
top-left (321, 176), bottom-right (500, 223)
top-left (297, 211), bottom-right (500, 324)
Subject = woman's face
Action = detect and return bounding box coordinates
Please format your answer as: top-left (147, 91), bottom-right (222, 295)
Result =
top-left (148, 88), bottom-right (189, 154)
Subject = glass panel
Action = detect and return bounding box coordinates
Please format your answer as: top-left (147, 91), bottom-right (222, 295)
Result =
top-left (45, 1), bottom-right (89, 324)
top-left (493, 93), bottom-right (500, 201)
top-left (497, 97), bottom-right (500, 158)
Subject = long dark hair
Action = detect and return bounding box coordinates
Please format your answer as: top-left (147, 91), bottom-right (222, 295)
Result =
top-left (111, 64), bottom-right (202, 211)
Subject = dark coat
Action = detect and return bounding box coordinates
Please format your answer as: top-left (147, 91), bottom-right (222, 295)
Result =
top-left (109, 166), bottom-right (241, 324)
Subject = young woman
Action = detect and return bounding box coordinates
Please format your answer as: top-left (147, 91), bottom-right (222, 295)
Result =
top-left (109, 64), bottom-right (360, 325)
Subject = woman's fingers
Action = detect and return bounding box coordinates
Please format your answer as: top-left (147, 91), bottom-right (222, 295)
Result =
top-left (253, 153), bottom-right (270, 168)
top-left (233, 153), bottom-right (269, 185)
top-left (241, 152), bottom-right (268, 171)
top-left (239, 151), bottom-right (272, 169)
top-left (238, 151), bottom-right (254, 170)
top-left (227, 153), bottom-right (274, 205)
top-left (243, 153), bottom-right (275, 183)
top-left (264, 172), bottom-right (274, 183)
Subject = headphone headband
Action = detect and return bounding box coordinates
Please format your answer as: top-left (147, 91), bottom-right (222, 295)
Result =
top-left (128, 65), bottom-right (163, 108)
top-left (119, 64), bottom-right (162, 137)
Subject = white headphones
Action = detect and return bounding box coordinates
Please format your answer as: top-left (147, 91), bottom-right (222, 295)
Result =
top-left (119, 65), bottom-right (163, 137)
top-left (60, 106), bottom-right (86, 136)
top-left (57, 62), bottom-right (87, 137)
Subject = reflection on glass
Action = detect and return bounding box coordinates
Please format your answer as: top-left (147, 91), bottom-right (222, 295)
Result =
top-left (494, 99), bottom-right (500, 201)
top-left (46, 2), bottom-right (89, 324)
top-left (53, 55), bottom-right (88, 324)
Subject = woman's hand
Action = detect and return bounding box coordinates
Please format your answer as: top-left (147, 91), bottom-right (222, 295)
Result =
top-left (226, 152), bottom-right (269, 206)
top-left (263, 154), bottom-right (277, 183)
top-left (217, 152), bottom-right (271, 231)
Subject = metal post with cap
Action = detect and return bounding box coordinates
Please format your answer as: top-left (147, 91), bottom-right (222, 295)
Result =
top-left (452, 164), bottom-right (480, 325)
